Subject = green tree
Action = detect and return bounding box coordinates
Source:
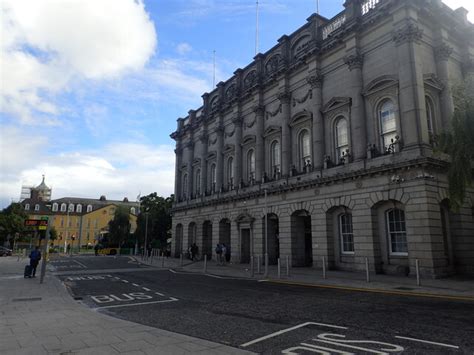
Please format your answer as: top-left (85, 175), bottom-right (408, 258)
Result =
top-left (0, 203), bottom-right (28, 246)
top-left (108, 206), bottom-right (131, 246)
top-left (134, 193), bottom-right (173, 248)
top-left (438, 79), bottom-right (474, 210)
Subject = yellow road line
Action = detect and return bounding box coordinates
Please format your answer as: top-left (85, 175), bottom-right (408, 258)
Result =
top-left (265, 279), bottom-right (474, 302)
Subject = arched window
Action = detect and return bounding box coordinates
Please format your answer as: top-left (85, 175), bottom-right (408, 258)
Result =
top-left (52, 203), bottom-right (58, 212)
top-left (299, 130), bottom-right (311, 170)
top-left (25, 203), bottom-right (30, 211)
top-left (270, 140), bottom-right (281, 177)
top-left (425, 96), bottom-right (435, 139)
top-left (379, 99), bottom-right (397, 151)
top-left (247, 149), bottom-right (255, 182)
top-left (335, 117), bottom-right (349, 163)
top-left (34, 204), bottom-right (40, 211)
top-left (61, 203), bottom-right (67, 212)
top-left (386, 208), bottom-right (407, 255)
top-left (210, 163), bottom-right (216, 193)
top-left (227, 157), bottom-right (234, 189)
top-left (182, 174), bottom-right (188, 199)
top-left (86, 205), bottom-right (93, 213)
top-left (339, 213), bottom-right (354, 254)
top-left (68, 203), bottom-right (74, 212)
top-left (76, 204), bottom-right (82, 213)
top-left (195, 169), bottom-right (201, 196)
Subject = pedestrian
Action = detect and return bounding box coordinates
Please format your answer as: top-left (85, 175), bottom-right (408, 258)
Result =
top-left (66, 243), bottom-right (71, 255)
top-left (221, 244), bottom-right (227, 265)
top-left (215, 243), bottom-right (222, 265)
top-left (28, 246), bottom-right (41, 278)
top-left (191, 243), bottom-right (198, 261)
top-left (225, 244), bottom-right (231, 263)
top-left (94, 243), bottom-right (99, 256)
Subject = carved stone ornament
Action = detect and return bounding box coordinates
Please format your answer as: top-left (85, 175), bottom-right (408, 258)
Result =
top-left (307, 74), bottom-right (323, 88)
top-left (434, 43), bottom-right (453, 62)
top-left (253, 105), bottom-right (265, 116)
top-left (265, 54), bottom-right (281, 76)
top-left (278, 91), bottom-right (291, 104)
top-left (245, 118), bottom-right (256, 129)
top-left (198, 133), bottom-right (208, 143)
top-left (244, 70), bottom-right (258, 89)
top-left (185, 141), bottom-right (194, 150)
top-left (210, 96), bottom-right (220, 111)
top-left (266, 104), bottom-right (282, 120)
top-left (292, 90), bottom-right (312, 107)
top-left (225, 83), bottom-right (237, 101)
top-left (392, 23), bottom-right (423, 45)
top-left (208, 134), bottom-right (217, 146)
top-left (344, 52), bottom-right (364, 71)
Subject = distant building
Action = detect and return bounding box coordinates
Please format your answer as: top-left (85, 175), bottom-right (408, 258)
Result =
top-left (170, 0), bottom-right (474, 277)
top-left (21, 177), bottom-right (138, 248)
top-left (21, 175), bottom-right (52, 202)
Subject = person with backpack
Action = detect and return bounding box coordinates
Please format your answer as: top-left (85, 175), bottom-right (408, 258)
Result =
top-left (28, 246), bottom-right (42, 278)
top-left (215, 243), bottom-right (222, 265)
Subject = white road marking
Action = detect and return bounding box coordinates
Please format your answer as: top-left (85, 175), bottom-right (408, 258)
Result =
top-left (314, 333), bottom-right (404, 354)
top-left (395, 336), bottom-right (459, 349)
top-left (205, 274), bottom-right (227, 279)
top-left (73, 259), bottom-right (88, 268)
top-left (122, 280), bottom-right (129, 283)
top-left (93, 297), bottom-right (178, 310)
top-left (132, 283), bottom-right (139, 286)
top-left (142, 287), bottom-right (151, 291)
top-left (155, 292), bottom-right (164, 296)
top-left (240, 322), bottom-right (347, 348)
top-left (169, 269), bottom-right (177, 274)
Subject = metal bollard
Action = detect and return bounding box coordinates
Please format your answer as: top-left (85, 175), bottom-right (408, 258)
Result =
top-left (277, 258), bottom-right (281, 279)
top-left (286, 255), bottom-right (290, 277)
top-left (322, 256), bottom-right (326, 279)
top-left (365, 257), bottom-right (370, 283)
top-left (161, 254), bottom-right (165, 267)
top-left (250, 255), bottom-right (254, 277)
top-left (257, 255), bottom-right (261, 274)
top-left (416, 259), bottom-right (421, 286)
top-left (180, 253), bottom-right (183, 267)
top-left (203, 254), bottom-right (207, 273)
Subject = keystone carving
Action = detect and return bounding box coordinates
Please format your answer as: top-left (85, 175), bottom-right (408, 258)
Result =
top-left (307, 73), bottom-right (323, 88)
top-left (344, 52), bottom-right (364, 70)
top-left (392, 23), bottom-right (423, 45)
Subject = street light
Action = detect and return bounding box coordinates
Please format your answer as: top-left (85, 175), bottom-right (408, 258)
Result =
top-left (40, 204), bottom-right (54, 284)
top-left (144, 209), bottom-right (149, 257)
top-left (63, 201), bottom-right (70, 254)
top-left (264, 188), bottom-right (268, 278)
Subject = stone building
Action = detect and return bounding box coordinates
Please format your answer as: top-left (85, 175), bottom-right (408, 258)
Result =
top-left (170, 0), bottom-right (474, 277)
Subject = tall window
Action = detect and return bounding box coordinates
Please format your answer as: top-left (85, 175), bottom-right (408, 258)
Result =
top-left (270, 140), bottom-right (281, 177)
top-left (76, 204), bottom-right (82, 213)
top-left (68, 203), bottom-right (74, 212)
top-left (335, 117), bottom-right (349, 162)
top-left (35, 204), bottom-right (40, 211)
top-left (247, 149), bottom-right (255, 181)
top-left (195, 169), bottom-right (201, 195)
top-left (339, 213), bottom-right (354, 253)
top-left (379, 99), bottom-right (397, 151)
top-left (25, 204), bottom-right (30, 211)
top-left (182, 174), bottom-right (188, 199)
top-left (52, 203), bottom-right (58, 212)
top-left (61, 203), bottom-right (67, 212)
top-left (425, 96), bottom-right (435, 139)
top-left (299, 130), bottom-right (311, 170)
top-left (86, 205), bottom-right (93, 213)
top-left (386, 208), bottom-right (407, 255)
top-left (210, 163), bottom-right (216, 192)
top-left (227, 157), bottom-right (234, 189)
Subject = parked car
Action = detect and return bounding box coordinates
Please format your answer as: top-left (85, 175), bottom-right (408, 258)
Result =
top-left (0, 246), bottom-right (13, 256)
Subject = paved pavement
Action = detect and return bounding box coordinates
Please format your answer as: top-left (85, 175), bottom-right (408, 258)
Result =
top-left (137, 254), bottom-right (474, 300)
top-left (0, 256), bottom-right (254, 355)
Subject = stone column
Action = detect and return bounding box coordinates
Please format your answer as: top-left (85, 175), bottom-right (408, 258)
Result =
top-left (278, 91), bottom-right (291, 177)
top-left (307, 73), bottom-right (324, 169)
top-left (216, 125), bottom-right (224, 191)
top-left (393, 21), bottom-right (430, 148)
top-left (434, 43), bottom-right (454, 131)
top-left (254, 105), bottom-right (265, 182)
top-left (199, 133), bottom-right (208, 196)
top-left (187, 142), bottom-right (194, 199)
top-left (344, 51), bottom-right (366, 160)
top-left (233, 116), bottom-right (243, 187)
top-left (174, 146), bottom-right (182, 199)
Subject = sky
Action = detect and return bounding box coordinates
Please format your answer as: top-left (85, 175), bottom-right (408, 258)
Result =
top-left (1, 0), bottom-right (473, 208)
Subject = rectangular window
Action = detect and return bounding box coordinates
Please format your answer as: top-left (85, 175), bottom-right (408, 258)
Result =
top-left (387, 209), bottom-right (408, 255)
top-left (339, 214), bottom-right (354, 254)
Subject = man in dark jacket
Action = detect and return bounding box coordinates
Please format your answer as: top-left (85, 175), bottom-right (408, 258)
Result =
top-left (29, 247), bottom-right (42, 278)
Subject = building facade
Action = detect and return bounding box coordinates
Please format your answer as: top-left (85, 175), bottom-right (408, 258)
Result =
top-left (170, 0), bottom-right (474, 277)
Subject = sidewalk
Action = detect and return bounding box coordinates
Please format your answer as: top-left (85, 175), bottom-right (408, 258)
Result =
top-left (0, 256), bottom-right (254, 355)
top-left (138, 254), bottom-right (474, 301)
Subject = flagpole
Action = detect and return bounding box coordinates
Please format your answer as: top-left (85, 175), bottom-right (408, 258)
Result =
top-left (212, 50), bottom-right (216, 88)
top-left (255, 0), bottom-right (259, 55)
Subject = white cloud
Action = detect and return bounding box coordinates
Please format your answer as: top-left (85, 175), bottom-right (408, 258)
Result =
top-left (442, 0), bottom-right (474, 22)
top-left (176, 42), bottom-right (192, 55)
top-left (1, 0), bottom-right (157, 125)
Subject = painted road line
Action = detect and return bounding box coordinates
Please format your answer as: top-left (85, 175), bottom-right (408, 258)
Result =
top-left (395, 336), bottom-right (459, 349)
top-left (155, 292), bottom-right (164, 296)
top-left (72, 259), bottom-right (88, 268)
top-left (264, 279), bottom-right (474, 302)
top-left (132, 283), bottom-right (139, 286)
top-left (122, 280), bottom-right (129, 283)
top-left (240, 322), bottom-right (348, 348)
top-left (94, 297), bottom-right (178, 310)
top-left (169, 269), bottom-right (177, 274)
top-left (142, 287), bottom-right (151, 291)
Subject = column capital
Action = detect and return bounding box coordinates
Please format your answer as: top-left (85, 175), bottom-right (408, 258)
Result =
top-left (307, 73), bottom-right (323, 88)
top-left (392, 23), bottom-right (423, 46)
top-left (434, 43), bottom-right (453, 62)
top-left (278, 91), bottom-right (291, 104)
top-left (232, 116), bottom-right (243, 125)
top-left (198, 133), bottom-right (208, 143)
top-left (184, 141), bottom-right (195, 150)
top-left (344, 52), bottom-right (364, 71)
top-left (253, 105), bottom-right (265, 116)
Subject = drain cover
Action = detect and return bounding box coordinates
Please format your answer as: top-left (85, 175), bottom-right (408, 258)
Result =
top-left (12, 297), bottom-right (42, 302)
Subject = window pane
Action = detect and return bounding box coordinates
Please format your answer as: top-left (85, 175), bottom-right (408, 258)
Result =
top-left (336, 119), bottom-right (348, 147)
top-left (339, 213), bottom-right (354, 253)
top-left (301, 131), bottom-right (311, 158)
top-left (380, 101), bottom-right (396, 134)
top-left (387, 208), bottom-right (407, 254)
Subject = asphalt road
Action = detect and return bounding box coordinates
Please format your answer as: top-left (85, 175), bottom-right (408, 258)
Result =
top-left (51, 255), bottom-right (474, 354)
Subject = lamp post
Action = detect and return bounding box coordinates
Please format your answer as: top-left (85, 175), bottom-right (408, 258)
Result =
top-left (40, 205), bottom-right (53, 284)
top-left (264, 189), bottom-right (268, 278)
top-left (144, 210), bottom-right (149, 257)
top-left (64, 201), bottom-right (70, 254)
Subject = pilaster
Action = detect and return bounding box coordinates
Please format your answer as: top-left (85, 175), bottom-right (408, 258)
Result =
top-left (278, 90), bottom-right (291, 177)
top-left (307, 71), bottom-right (324, 169)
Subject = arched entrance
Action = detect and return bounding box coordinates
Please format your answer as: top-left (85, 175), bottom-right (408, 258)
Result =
top-left (174, 224), bottom-right (183, 258)
top-left (262, 213), bottom-right (279, 265)
top-left (291, 210), bottom-right (312, 266)
top-left (219, 218), bottom-right (231, 247)
top-left (202, 221), bottom-right (213, 260)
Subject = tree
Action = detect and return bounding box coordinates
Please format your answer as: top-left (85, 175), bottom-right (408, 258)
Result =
top-left (134, 193), bottom-right (173, 248)
top-left (0, 203), bottom-right (28, 246)
top-left (107, 206), bottom-right (131, 246)
top-left (438, 79), bottom-right (474, 210)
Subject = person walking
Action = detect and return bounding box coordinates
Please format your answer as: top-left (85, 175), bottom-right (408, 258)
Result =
top-left (221, 244), bottom-right (227, 265)
top-left (215, 243), bottom-right (222, 265)
top-left (28, 246), bottom-right (42, 278)
top-left (225, 244), bottom-right (231, 263)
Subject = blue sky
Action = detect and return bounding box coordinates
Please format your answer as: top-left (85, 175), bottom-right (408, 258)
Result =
top-left (0, 0), bottom-right (472, 208)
